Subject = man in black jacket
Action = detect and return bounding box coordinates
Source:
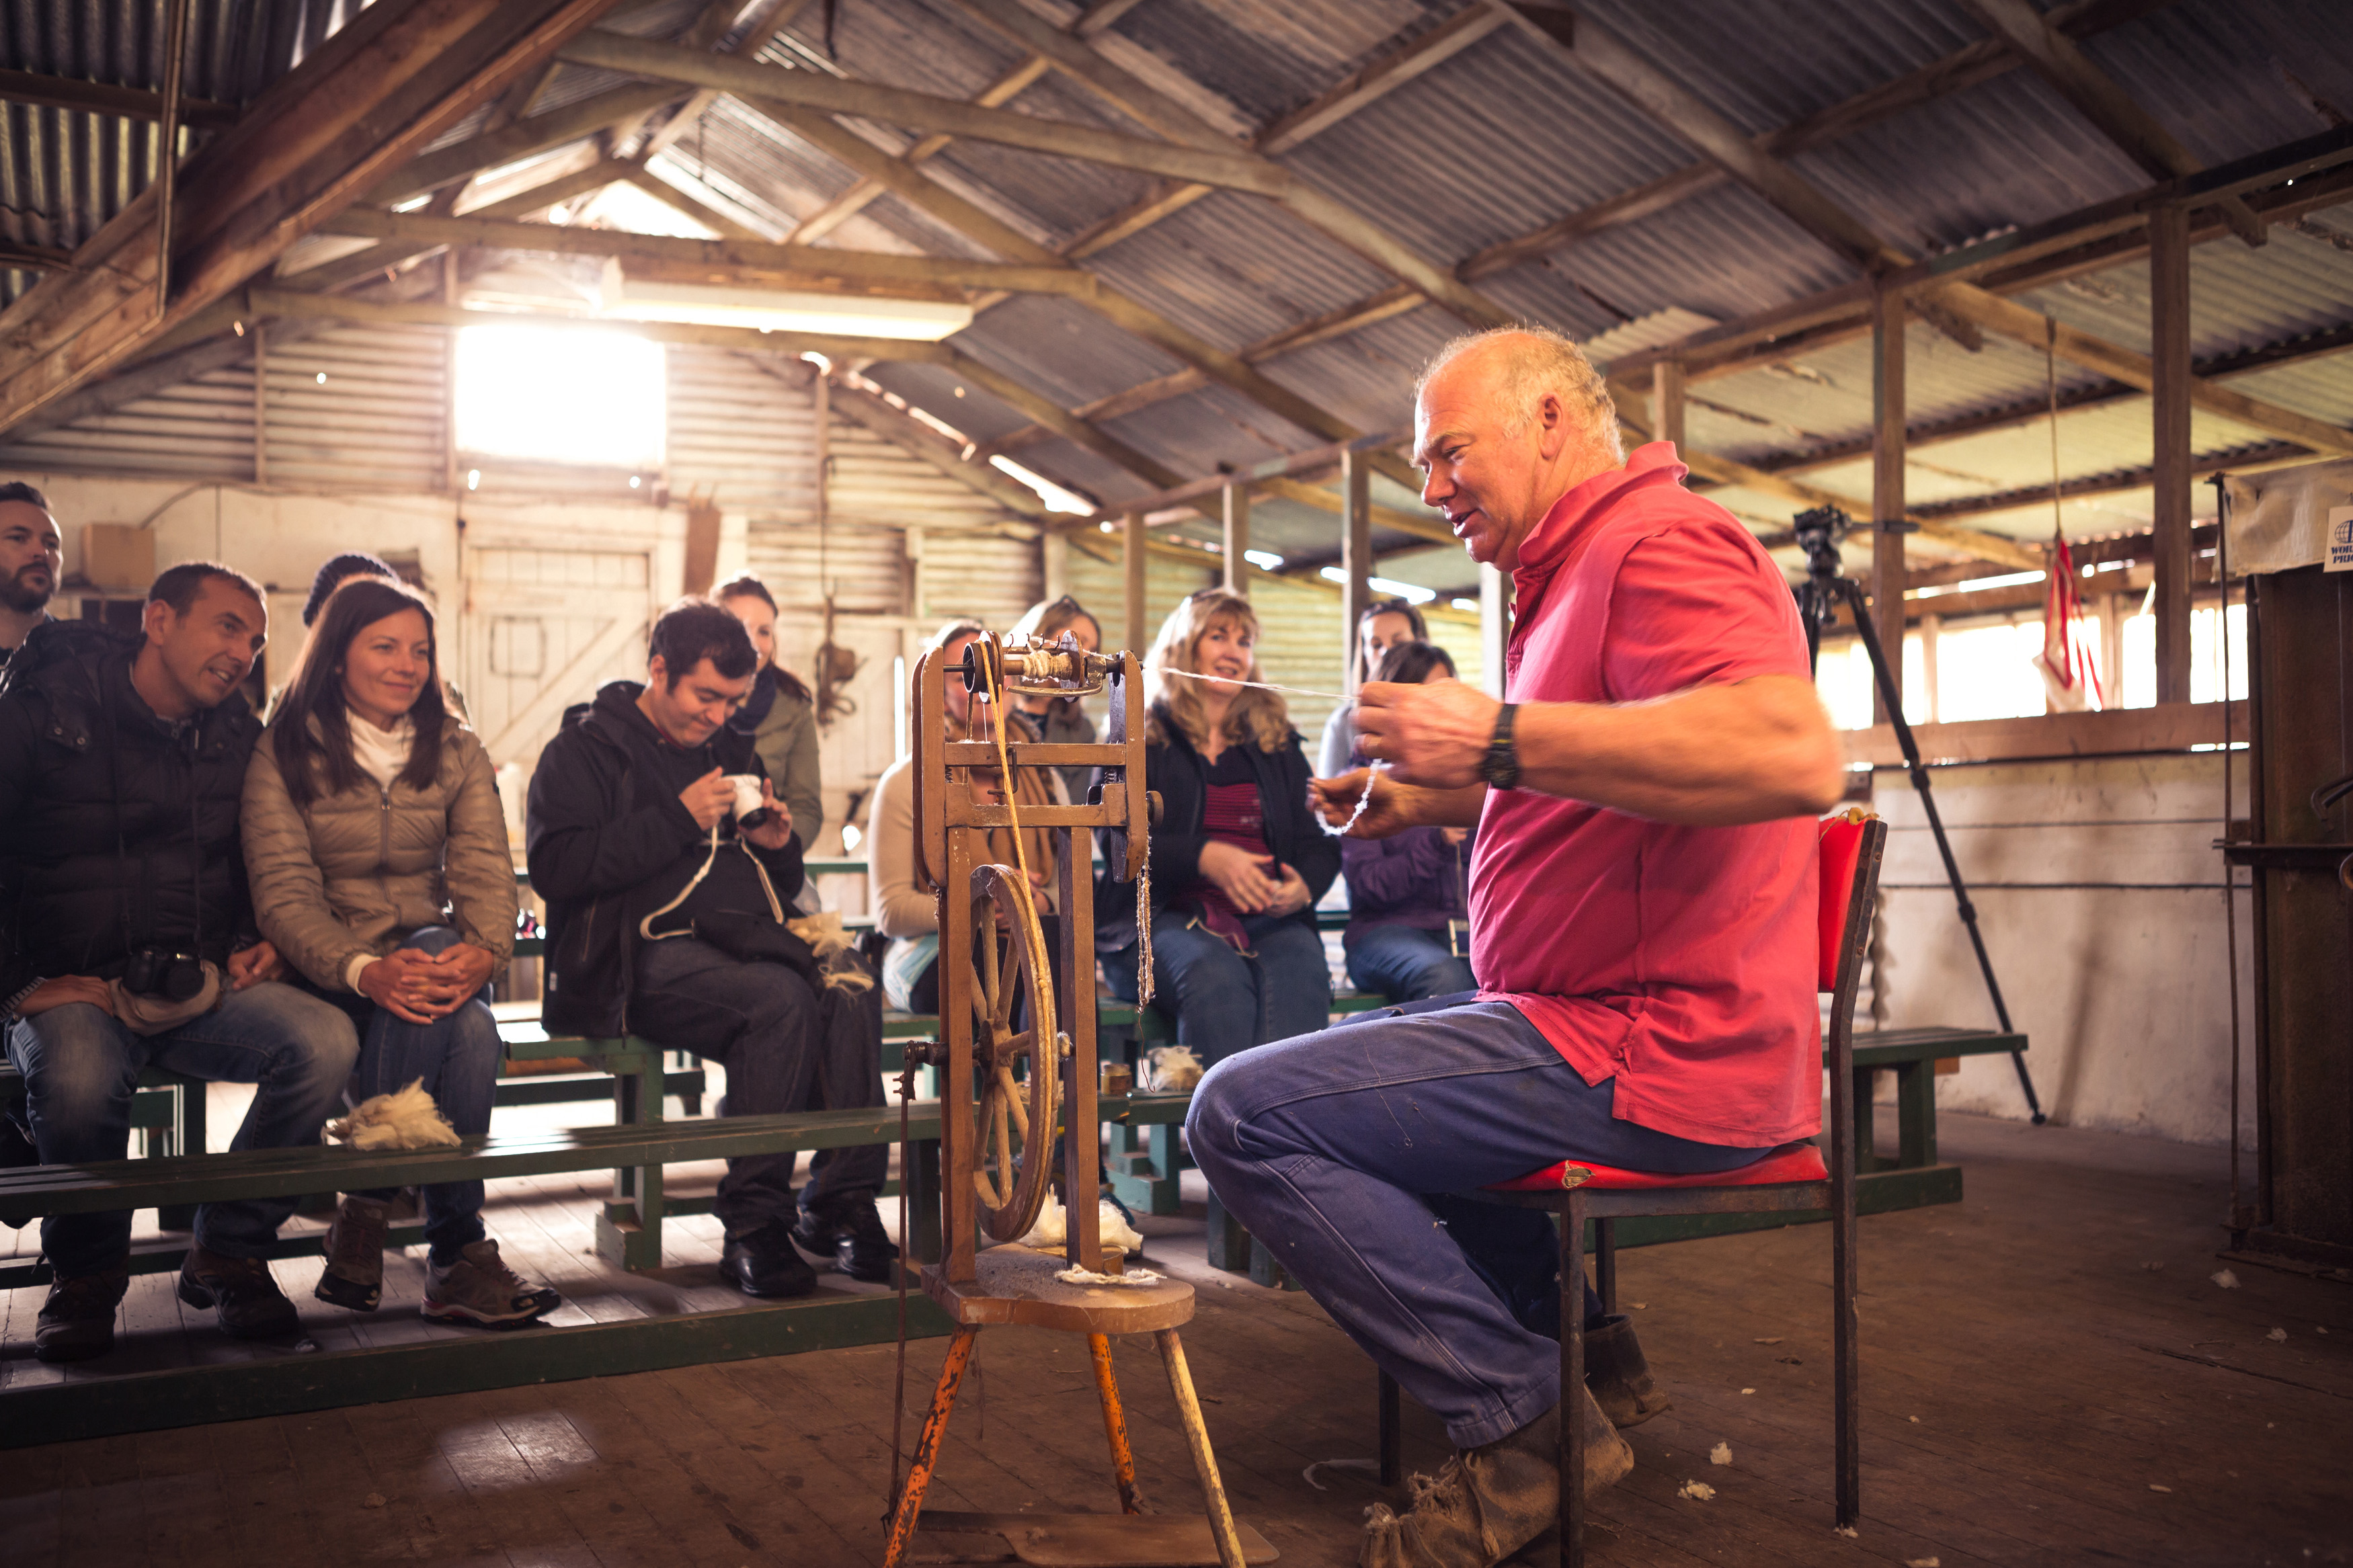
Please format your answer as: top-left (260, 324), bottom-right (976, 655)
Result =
top-left (1, 563), bottom-right (361, 1362)
top-left (0, 481), bottom-right (61, 662)
top-left (526, 600), bottom-right (893, 1296)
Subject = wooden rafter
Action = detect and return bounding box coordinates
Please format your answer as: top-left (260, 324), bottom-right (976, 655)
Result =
top-left (0, 0), bottom-right (626, 436)
top-left (0, 67), bottom-right (239, 126)
top-left (1957, 0), bottom-right (2268, 245)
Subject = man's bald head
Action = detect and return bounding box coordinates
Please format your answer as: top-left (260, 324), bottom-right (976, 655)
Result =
top-left (1411, 327), bottom-right (1626, 572)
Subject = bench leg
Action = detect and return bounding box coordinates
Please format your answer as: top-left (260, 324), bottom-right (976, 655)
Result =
top-left (1107, 1120), bottom-right (1185, 1217)
top-left (595, 1052), bottom-right (666, 1271)
top-left (674, 1051), bottom-right (703, 1116)
top-left (1894, 1061), bottom-right (1937, 1168)
top-left (908, 1137), bottom-right (943, 1266)
top-left (1204, 1188), bottom-right (1250, 1275)
top-left (1378, 1370), bottom-right (1402, 1487)
top-left (1852, 1067), bottom-right (1880, 1172)
top-left (157, 1081), bottom-right (205, 1233)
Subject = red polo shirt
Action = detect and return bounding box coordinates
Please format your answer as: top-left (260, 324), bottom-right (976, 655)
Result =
top-left (1469, 443), bottom-right (1821, 1147)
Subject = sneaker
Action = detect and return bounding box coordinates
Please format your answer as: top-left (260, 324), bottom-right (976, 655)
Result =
top-left (177, 1245), bottom-right (301, 1339)
top-left (34, 1262), bottom-right (129, 1363)
top-left (792, 1195), bottom-right (901, 1284)
top-left (315, 1196), bottom-right (390, 1311)
top-left (719, 1220), bottom-right (820, 1298)
top-left (1585, 1312), bottom-right (1672, 1428)
top-left (1357, 1388), bottom-right (1631, 1568)
top-left (422, 1240), bottom-right (559, 1329)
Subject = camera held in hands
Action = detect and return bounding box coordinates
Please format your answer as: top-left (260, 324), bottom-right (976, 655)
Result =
top-left (124, 946), bottom-right (206, 1001)
top-left (723, 774), bottom-right (773, 832)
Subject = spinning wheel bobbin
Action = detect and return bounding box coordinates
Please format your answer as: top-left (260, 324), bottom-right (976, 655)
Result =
top-left (886, 633), bottom-right (1265, 1568)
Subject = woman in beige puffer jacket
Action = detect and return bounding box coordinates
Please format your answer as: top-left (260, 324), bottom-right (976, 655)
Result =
top-left (242, 577), bottom-right (554, 1331)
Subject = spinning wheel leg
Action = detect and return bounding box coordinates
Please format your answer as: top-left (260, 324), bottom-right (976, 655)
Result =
top-left (1088, 1333), bottom-right (1146, 1515)
top-left (1155, 1329), bottom-right (1246, 1568)
top-left (881, 1326), bottom-right (979, 1568)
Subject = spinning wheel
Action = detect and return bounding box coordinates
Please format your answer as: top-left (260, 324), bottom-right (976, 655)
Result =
top-left (965, 862), bottom-right (1060, 1245)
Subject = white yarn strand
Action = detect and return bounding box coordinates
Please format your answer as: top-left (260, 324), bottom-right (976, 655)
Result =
top-left (1318, 760), bottom-right (1386, 838)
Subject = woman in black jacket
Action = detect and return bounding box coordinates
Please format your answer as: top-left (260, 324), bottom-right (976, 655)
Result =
top-left (1100, 589), bottom-right (1336, 1063)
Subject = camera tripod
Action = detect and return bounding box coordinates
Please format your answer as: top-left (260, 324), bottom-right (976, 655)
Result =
top-left (1792, 507), bottom-right (2046, 1123)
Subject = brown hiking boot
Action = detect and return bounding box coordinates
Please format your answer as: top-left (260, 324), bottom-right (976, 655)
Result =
top-left (34, 1262), bottom-right (130, 1363)
top-left (1358, 1387), bottom-right (1632, 1568)
top-left (315, 1196), bottom-right (389, 1311)
top-left (1586, 1313), bottom-right (1673, 1428)
top-left (422, 1239), bottom-right (559, 1329)
top-left (177, 1244), bottom-right (301, 1339)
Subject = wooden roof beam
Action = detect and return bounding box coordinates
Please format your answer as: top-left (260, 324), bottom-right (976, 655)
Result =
top-left (321, 206), bottom-right (1102, 297)
top-left (0, 66), bottom-right (239, 126)
top-left (0, 0), bottom-right (623, 436)
top-left (944, 0), bottom-right (1515, 330)
top-left (1957, 0), bottom-right (2267, 246)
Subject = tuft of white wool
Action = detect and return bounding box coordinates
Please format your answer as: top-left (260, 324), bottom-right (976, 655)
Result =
top-left (327, 1080), bottom-right (460, 1151)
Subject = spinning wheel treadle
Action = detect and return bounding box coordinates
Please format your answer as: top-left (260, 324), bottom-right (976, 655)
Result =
top-left (965, 863), bottom-right (1060, 1246)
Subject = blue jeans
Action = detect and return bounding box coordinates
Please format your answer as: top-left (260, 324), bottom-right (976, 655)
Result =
top-left (1104, 911), bottom-right (1332, 1067)
top-left (5, 980), bottom-right (360, 1276)
top-left (342, 927), bottom-right (500, 1266)
top-left (1346, 923), bottom-right (1475, 1004)
top-left (1186, 995), bottom-right (1772, 1447)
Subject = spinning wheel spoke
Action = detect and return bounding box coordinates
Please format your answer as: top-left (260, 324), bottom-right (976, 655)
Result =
top-left (960, 864), bottom-right (1062, 1244)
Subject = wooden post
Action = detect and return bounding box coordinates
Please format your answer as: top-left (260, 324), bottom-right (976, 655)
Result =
top-left (1478, 562), bottom-right (1508, 698)
top-left (1651, 359), bottom-right (1685, 454)
top-left (1123, 509), bottom-right (1146, 655)
top-left (442, 249), bottom-right (461, 494)
top-left (1870, 283), bottom-right (1907, 725)
top-left (2150, 204), bottom-right (2194, 705)
top-left (1341, 448), bottom-right (1371, 694)
top-left (1221, 482), bottom-right (1249, 595)
top-left (1917, 613), bottom-right (1942, 726)
top-left (2098, 589), bottom-right (2125, 702)
top-left (250, 321), bottom-right (267, 487)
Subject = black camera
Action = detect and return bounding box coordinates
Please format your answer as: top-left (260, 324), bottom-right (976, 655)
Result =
top-left (123, 947), bottom-right (206, 1001)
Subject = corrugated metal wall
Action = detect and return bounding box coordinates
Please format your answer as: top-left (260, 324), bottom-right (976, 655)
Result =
top-left (0, 359), bottom-right (256, 479)
top-left (262, 325), bottom-right (448, 493)
top-left (745, 522), bottom-right (907, 613)
top-left (667, 347), bottom-right (820, 523)
top-left (916, 530), bottom-right (1039, 632)
top-left (826, 414), bottom-right (1010, 532)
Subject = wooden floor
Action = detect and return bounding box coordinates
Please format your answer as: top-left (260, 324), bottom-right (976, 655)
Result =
top-left (4, 1106), bottom-right (2349, 1567)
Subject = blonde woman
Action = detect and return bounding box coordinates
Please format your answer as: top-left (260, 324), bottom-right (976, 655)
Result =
top-left (1099, 589), bottom-right (1335, 1063)
top-left (1006, 593), bottom-right (1103, 802)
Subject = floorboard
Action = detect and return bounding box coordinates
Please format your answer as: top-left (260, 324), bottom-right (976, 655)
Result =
top-left (4, 1108), bottom-right (2349, 1565)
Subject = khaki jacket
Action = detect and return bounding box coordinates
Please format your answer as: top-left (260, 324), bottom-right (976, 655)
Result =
top-left (241, 712), bottom-right (519, 993)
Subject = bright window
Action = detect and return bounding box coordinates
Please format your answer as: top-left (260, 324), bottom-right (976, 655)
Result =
top-left (2116, 601), bottom-right (2245, 707)
top-left (1934, 619), bottom-right (2050, 723)
top-left (1813, 632), bottom-right (1928, 730)
top-left (454, 324), bottom-right (666, 468)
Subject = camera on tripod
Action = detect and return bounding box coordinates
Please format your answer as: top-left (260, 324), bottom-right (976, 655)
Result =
top-left (124, 946), bottom-right (206, 1001)
top-left (1792, 505), bottom-right (1852, 579)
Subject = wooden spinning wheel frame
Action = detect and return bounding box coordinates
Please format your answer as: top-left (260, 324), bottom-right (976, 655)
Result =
top-left (890, 632), bottom-right (1256, 1568)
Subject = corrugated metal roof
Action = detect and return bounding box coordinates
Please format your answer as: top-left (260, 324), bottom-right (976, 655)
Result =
top-left (5, 0), bottom-right (2349, 576)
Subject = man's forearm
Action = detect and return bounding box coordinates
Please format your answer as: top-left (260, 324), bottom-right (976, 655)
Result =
top-left (1510, 678), bottom-right (1847, 825)
top-left (1392, 780), bottom-right (1487, 829)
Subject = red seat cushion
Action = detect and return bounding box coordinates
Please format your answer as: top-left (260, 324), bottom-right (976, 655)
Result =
top-left (1486, 1141), bottom-right (1829, 1193)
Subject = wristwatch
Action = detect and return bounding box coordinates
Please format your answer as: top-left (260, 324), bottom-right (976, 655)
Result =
top-left (1478, 703), bottom-right (1521, 790)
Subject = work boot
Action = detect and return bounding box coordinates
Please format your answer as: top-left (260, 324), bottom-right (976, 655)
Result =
top-left (34, 1262), bottom-right (130, 1363)
top-left (177, 1245), bottom-right (301, 1339)
top-left (422, 1240), bottom-right (559, 1329)
top-left (793, 1194), bottom-right (901, 1284)
top-left (1357, 1387), bottom-right (1631, 1568)
top-left (315, 1195), bottom-right (390, 1311)
top-left (1585, 1313), bottom-right (1672, 1428)
top-left (719, 1219), bottom-right (819, 1298)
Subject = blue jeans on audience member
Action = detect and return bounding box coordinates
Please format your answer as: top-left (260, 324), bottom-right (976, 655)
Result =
top-left (1185, 993), bottom-right (1773, 1448)
top-left (1345, 923), bottom-right (1475, 1005)
top-left (1104, 911), bottom-right (1332, 1066)
top-left (5, 981), bottom-right (360, 1278)
top-left (344, 926), bottom-right (501, 1266)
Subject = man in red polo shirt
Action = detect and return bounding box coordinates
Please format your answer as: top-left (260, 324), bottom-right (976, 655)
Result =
top-left (1185, 327), bottom-right (1846, 1568)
